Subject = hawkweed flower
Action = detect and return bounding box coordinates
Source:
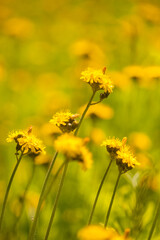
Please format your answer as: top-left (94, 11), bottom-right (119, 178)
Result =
top-left (0, 127), bottom-right (45, 230)
top-left (49, 111), bottom-right (79, 133)
top-left (104, 138), bottom-right (139, 227)
top-left (81, 67), bottom-right (114, 94)
top-left (116, 145), bottom-right (140, 173)
top-left (101, 137), bottom-right (127, 159)
top-left (80, 67), bottom-right (114, 105)
top-left (6, 127), bottom-right (46, 155)
top-left (54, 134), bottom-right (92, 170)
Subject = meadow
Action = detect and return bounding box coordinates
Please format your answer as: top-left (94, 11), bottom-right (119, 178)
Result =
top-left (0, 0), bottom-right (160, 239)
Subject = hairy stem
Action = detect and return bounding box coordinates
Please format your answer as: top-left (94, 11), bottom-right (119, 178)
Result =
top-left (28, 151), bottom-right (58, 240)
top-left (104, 171), bottom-right (121, 227)
top-left (0, 151), bottom-right (24, 230)
top-left (74, 90), bottom-right (96, 136)
top-left (88, 158), bottom-right (113, 225)
top-left (44, 161), bottom-right (68, 240)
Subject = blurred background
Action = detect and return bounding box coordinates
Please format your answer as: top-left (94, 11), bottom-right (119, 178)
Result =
top-left (0, 0), bottom-right (160, 239)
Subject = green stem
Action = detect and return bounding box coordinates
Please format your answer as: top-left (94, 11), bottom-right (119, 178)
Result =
top-left (88, 158), bottom-right (113, 225)
top-left (74, 90), bottom-right (96, 136)
top-left (0, 151), bottom-right (24, 230)
top-left (28, 151), bottom-right (58, 240)
top-left (44, 161), bottom-right (69, 240)
top-left (42, 162), bottom-right (65, 201)
top-left (104, 171), bottom-right (121, 227)
top-left (147, 199), bottom-right (160, 240)
top-left (14, 162), bottom-right (36, 230)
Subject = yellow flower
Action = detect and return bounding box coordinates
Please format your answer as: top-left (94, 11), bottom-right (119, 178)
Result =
top-left (4, 17), bottom-right (34, 39)
top-left (79, 103), bottom-right (114, 120)
top-left (80, 67), bottom-right (114, 93)
top-left (54, 134), bottom-right (92, 170)
top-left (77, 225), bottom-right (119, 240)
top-left (116, 145), bottom-right (140, 173)
top-left (123, 65), bottom-right (144, 82)
top-left (101, 137), bottom-right (127, 157)
top-left (129, 132), bottom-right (152, 151)
top-left (6, 127), bottom-right (45, 155)
top-left (50, 111), bottom-right (79, 133)
top-left (137, 3), bottom-right (160, 24)
top-left (91, 128), bottom-right (106, 145)
top-left (110, 71), bottom-right (132, 90)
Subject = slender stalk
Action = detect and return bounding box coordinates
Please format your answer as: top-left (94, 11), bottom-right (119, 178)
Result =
top-left (14, 162), bottom-right (36, 230)
top-left (28, 151), bottom-right (58, 240)
top-left (44, 161), bottom-right (68, 240)
top-left (44, 92), bottom-right (96, 240)
top-left (42, 162), bottom-right (65, 201)
top-left (0, 151), bottom-right (24, 230)
top-left (104, 171), bottom-right (121, 227)
top-left (88, 158), bottom-right (113, 225)
top-left (74, 90), bottom-right (96, 136)
top-left (147, 199), bottom-right (160, 240)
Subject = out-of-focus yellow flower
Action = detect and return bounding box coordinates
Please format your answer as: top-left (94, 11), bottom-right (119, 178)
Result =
top-left (145, 66), bottom-right (160, 80)
top-left (91, 128), bottom-right (106, 145)
top-left (54, 134), bottom-right (92, 170)
top-left (80, 67), bottom-right (114, 93)
top-left (0, 64), bottom-right (6, 82)
top-left (129, 132), bottom-right (152, 151)
top-left (3, 17), bottom-right (34, 39)
top-left (101, 137), bottom-right (127, 157)
top-left (120, 15), bottom-right (143, 38)
top-left (139, 172), bottom-right (160, 192)
top-left (123, 65), bottom-right (144, 82)
top-left (136, 153), bottom-right (152, 169)
top-left (26, 191), bottom-right (40, 209)
top-left (34, 154), bottom-right (51, 165)
top-left (110, 72), bottom-right (132, 90)
top-left (41, 122), bottom-right (61, 137)
top-left (50, 111), bottom-right (79, 133)
top-left (77, 225), bottom-right (119, 240)
top-left (79, 103), bottom-right (114, 120)
top-left (116, 145), bottom-right (140, 173)
top-left (137, 3), bottom-right (160, 24)
top-left (71, 40), bottom-right (105, 67)
top-left (6, 127), bottom-right (45, 155)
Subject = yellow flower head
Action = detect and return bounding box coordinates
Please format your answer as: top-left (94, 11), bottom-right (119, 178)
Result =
top-left (50, 111), bottom-right (79, 133)
top-left (77, 225), bottom-right (119, 240)
top-left (101, 137), bottom-right (127, 157)
top-left (54, 134), bottom-right (92, 170)
top-left (6, 127), bottom-right (45, 155)
top-left (80, 67), bottom-right (114, 94)
top-left (116, 145), bottom-right (140, 173)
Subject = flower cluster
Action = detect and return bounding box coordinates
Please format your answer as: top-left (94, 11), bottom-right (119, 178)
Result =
top-left (50, 111), bottom-right (79, 133)
top-left (6, 127), bottom-right (45, 155)
top-left (54, 134), bottom-right (92, 170)
top-left (102, 137), bottom-right (139, 173)
top-left (80, 67), bottom-right (114, 94)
